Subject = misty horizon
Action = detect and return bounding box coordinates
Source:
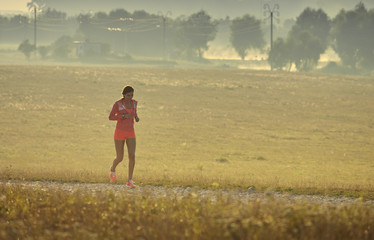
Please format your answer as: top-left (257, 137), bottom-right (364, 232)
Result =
top-left (1, 0), bottom-right (374, 22)
top-left (0, 0), bottom-right (373, 75)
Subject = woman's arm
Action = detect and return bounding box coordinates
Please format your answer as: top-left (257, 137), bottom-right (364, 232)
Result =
top-left (108, 103), bottom-right (122, 121)
top-left (133, 100), bottom-right (139, 122)
top-left (109, 103), bottom-right (134, 120)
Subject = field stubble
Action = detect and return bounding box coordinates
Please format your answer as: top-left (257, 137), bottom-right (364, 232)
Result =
top-left (1, 181), bottom-right (374, 240)
top-left (0, 65), bottom-right (373, 197)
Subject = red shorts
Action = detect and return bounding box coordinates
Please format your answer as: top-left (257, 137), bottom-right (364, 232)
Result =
top-left (114, 128), bottom-right (136, 140)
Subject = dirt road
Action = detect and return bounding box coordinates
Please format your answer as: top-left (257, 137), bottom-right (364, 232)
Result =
top-left (2, 180), bottom-right (372, 206)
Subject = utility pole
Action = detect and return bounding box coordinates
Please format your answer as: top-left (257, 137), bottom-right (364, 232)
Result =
top-left (270, 11), bottom-right (273, 52)
top-left (162, 16), bottom-right (166, 58)
top-left (28, 3), bottom-right (42, 60)
top-left (264, 2), bottom-right (279, 71)
top-left (27, 1), bottom-right (45, 60)
top-left (158, 11), bottom-right (172, 59)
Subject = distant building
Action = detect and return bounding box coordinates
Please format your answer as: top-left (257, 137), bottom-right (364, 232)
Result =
top-left (73, 41), bottom-right (102, 57)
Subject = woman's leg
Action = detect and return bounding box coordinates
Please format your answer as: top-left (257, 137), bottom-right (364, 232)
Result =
top-left (111, 140), bottom-right (125, 172)
top-left (126, 138), bottom-right (136, 180)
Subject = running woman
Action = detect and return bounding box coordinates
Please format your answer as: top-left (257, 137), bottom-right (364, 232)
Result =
top-left (108, 86), bottom-right (140, 187)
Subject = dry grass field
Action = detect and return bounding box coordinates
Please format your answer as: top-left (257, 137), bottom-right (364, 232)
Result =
top-left (0, 65), bottom-right (373, 196)
top-left (1, 65), bottom-right (374, 239)
top-left (1, 183), bottom-right (374, 240)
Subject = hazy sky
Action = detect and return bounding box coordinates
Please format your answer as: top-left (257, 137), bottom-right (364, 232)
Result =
top-left (0, 0), bottom-right (29, 11)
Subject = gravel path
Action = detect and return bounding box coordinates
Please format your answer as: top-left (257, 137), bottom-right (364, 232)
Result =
top-left (2, 180), bottom-right (373, 206)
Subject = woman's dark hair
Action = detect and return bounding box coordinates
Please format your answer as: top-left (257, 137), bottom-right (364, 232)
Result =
top-left (122, 86), bottom-right (134, 96)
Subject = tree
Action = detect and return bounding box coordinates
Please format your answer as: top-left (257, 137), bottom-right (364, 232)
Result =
top-left (290, 8), bottom-right (330, 49)
top-left (9, 15), bottom-right (28, 26)
top-left (38, 45), bottom-right (50, 59)
top-left (175, 11), bottom-right (217, 60)
top-left (331, 3), bottom-right (374, 72)
top-left (18, 40), bottom-right (36, 59)
top-left (285, 7), bottom-right (330, 71)
top-left (41, 8), bottom-right (67, 20)
top-left (51, 35), bottom-right (73, 59)
top-left (230, 14), bottom-right (265, 60)
top-left (132, 10), bottom-right (152, 19)
top-left (0, 15), bottom-right (9, 26)
top-left (290, 31), bottom-right (324, 71)
top-left (108, 8), bottom-right (131, 20)
top-left (268, 34), bottom-right (323, 72)
top-left (268, 38), bottom-right (291, 71)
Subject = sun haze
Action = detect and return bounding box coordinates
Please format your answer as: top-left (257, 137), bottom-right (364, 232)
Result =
top-left (0, 0), bottom-right (28, 12)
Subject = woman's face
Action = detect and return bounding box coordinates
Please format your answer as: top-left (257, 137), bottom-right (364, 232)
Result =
top-left (124, 91), bottom-right (133, 101)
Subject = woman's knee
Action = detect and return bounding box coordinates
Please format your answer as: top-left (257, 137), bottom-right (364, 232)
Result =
top-left (116, 155), bottom-right (124, 162)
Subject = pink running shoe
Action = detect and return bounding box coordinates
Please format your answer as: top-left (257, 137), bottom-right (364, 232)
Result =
top-left (110, 169), bottom-right (117, 183)
top-left (126, 180), bottom-right (136, 188)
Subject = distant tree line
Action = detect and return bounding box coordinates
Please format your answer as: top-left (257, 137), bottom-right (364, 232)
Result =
top-left (1, 8), bottom-right (219, 61)
top-left (269, 3), bottom-right (374, 74)
top-left (1, 2), bottom-right (373, 74)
